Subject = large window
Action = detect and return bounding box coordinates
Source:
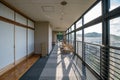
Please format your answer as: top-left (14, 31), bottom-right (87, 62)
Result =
top-left (110, 17), bottom-right (120, 47)
top-left (109, 49), bottom-right (120, 80)
top-left (85, 43), bottom-right (100, 74)
top-left (66, 35), bottom-right (68, 42)
top-left (84, 1), bottom-right (102, 24)
top-left (76, 30), bottom-right (82, 57)
top-left (109, 0), bottom-right (120, 11)
top-left (71, 25), bottom-right (74, 31)
top-left (84, 23), bottom-right (102, 44)
top-left (71, 32), bottom-right (74, 46)
top-left (76, 19), bottom-right (82, 29)
top-left (68, 33), bottom-right (72, 44)
top-left (109, 17), bottom-right (120, 80)
top-left (65, 0), bottom-right (120, 80)
top-left (69, 28), bottom-right (72, 33)
top-left (66, 30), bottom-right (68, 34)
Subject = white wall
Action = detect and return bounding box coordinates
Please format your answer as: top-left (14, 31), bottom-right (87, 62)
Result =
top-left (15, 26), bottom-right (27, 61)
top-left (0, 21), bottom-right (14, 70)
top-left (48, 25), bottom-right (52, 54)
top-left (0, 3), bottom-right (14, 20)
top-left (28, 29), bottom-right (34, 54)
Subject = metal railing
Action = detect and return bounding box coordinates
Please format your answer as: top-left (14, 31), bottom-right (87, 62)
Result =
top-left (74, 41), bottom-right (120, 80)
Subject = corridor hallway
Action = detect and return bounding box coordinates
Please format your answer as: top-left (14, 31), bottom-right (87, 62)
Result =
top-left (20, 42), bottom-right (79, 80)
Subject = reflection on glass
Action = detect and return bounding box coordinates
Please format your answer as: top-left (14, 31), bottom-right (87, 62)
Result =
top-left (110, 17), bottom-right (120, 47)
top-left (84, 1), bottom-right (102, 24)
top-left (76, 30), bottom-right (82, 57)
top-left (84, 23), bottom-right (102, 44)
top-left (110, 0), bottom-right (120, 11)
top-left (76, 19), bottom-right (82, 29)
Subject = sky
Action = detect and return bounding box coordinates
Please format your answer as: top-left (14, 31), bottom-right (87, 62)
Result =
top-left (110, 0), bottom-right (120, 11)
top-left (84, 23), bottom-right (102, 34)
top-left (110, 17), bottom-right (120, 36)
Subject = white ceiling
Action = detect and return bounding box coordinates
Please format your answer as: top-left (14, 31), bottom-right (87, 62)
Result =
top-left (4, 0), bottom-right (96, 31)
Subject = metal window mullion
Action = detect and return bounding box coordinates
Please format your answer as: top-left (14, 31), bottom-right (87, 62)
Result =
top-left (101, 0), bottom-right (110, 80)
top-left (82, 17), bottom-right (86, 80)
top-left (74, 23), bottom-right (76, 54)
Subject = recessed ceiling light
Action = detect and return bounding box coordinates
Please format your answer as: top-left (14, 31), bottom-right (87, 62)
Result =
top-left (60, 1), bottom-right (67, 6)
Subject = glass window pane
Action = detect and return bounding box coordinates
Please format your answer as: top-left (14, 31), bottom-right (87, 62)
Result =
top-left (84, 1), bottom-right (102, 24)
top-left (69, 33), bottom-right (72, 44)
top-left (76, 19), bottom-right (82, 29)
top-left (66, 30), bottom-right (68, 34)
top-left (69, 28), bottom-right (72, 32)
top-left (110, 17), bottom-right (120, 47)
top-left (76, 30), bottom-right (82, 41)
top-left (84, 23), bottom-right (102, 44)
top-left (76, 30), bottom-right (82, 57)
top-left (110, 0), bottom-right (120, 11)
top-left (71, 25), bottom-right (74, 31)
top-left (71, 32), bottom-right (74, 46)
top-left (66, 35), bottom-right (68, 42)
top-left (85, 43), bottom-right (100, 74)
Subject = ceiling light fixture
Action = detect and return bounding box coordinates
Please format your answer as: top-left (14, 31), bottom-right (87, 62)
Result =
top-left (61, 1), bottom-right (67, 6)
top-left (60, 1), bottom-right (67, 21)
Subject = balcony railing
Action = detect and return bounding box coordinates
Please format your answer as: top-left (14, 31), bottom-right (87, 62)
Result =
top-left (74, 41), bottom-right (120, 80)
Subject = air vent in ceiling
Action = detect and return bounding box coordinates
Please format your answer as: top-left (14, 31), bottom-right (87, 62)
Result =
top-left (41, 6), bottom-right (54, 12)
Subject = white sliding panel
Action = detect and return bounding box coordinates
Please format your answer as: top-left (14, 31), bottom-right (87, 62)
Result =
top-left (15, 26), bottom-right (27, 61)
top-left (28, 20), bottom-right (34, 28)
top-left (0, 21), bottom-right (14, 70)
top-left (28, 29), bottom-right (34, 54)
top-left (0, 3), bottom-right (14, 20)
top-left (15, 13), bottom-right (27, 25)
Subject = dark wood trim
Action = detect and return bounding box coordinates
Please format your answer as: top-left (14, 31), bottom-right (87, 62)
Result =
top-left (0, 0), bottom-right (35, 22)
top-left (28, 27), bottom-right (35, 30)
top-left (26, 20), bottom-right (28, 57)
top-left (0, 16), bottom-right (35, 30)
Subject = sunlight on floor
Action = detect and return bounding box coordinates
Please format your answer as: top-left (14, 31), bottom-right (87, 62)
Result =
top-left (55, 44), bottom-right (77, 80)
top-left (38, 43), bottom-right (78, 80)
